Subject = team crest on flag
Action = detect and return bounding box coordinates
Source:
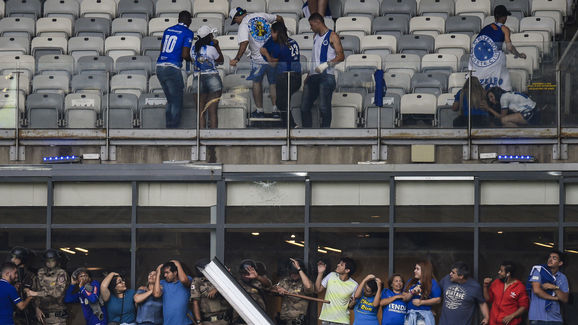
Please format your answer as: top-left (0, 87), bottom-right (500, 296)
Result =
top-left (471, 35), bottom-right (500, 67)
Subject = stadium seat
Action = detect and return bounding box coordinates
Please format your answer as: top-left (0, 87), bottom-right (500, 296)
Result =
top-left (0, 72), bottom-right (30, 94)
top-left (155, 0), bottom-right (191, 17)
top-left (105, 35), bottom-right (141, 62)
top-left (483, 16), bottom-right (519, 33)
top-left (141, 35), bottom-right (162, 59)
top-left (64, 92), bottom-right (102, 128)
top-left (343, 0), bottom-right (380, 18)
top-left (105, 93), bottom-right (138, 128)
top-left (118, 0), bottom-right (154, 20)
top-left (448, 72), bottom-right (467, 93)
top-left (223, 73), bottom-right (253, 91)
top-left (71, 73), bottom-right (109, 93)
top-left (224, 18), bottom-right (238, 34)
top-left (422, 53), bottom-right (458, 74)
top-left (26, 93), bottom-right (64, 128)
top-left (335, 16), bottom-right (371, 38)
top-left (383, 71), bottom-right (411, 94)
top-left (531, 0), bottom-right (567, 17)
top-left (372, 15), bottom-right (408, 38)
top-left (138, 92), bottom-right (166, 128)
top-left (511, 32), bottom-right (545, 57)
top-left (0, 0), bottom-right (4, 18)
top-left (32, 74), bottom-right (70, 94)
top-left (31, 36), bottom-right (68, 60)
top-left (494, 0), bottom-right (528, 19)
top-left (509, 68), bottom-right (528, 92)
top-left (400, 93), bottom-right (437, 123)
top-left (77, 55), bottom-right (114, 75)
top-left (384, 53), bottom-right (421, 76)
top-left (380, 0), bottom-right (417, 18)
top-left (360, 35), bottom-right (396, 63)
top-left (282, 16), bottom-right (297, 35)
top-left (80, 0), bottom-right (117, 20)
top-left (410, 16), bottom-right (445, 38)
top-left (330, 92), bottom-right (363, 128)
top-left (190, 17), bottom-right (223, 36)
top-left (68, 36), bottom-right (104, 61)
top-left (506, 54), bottom-right (533, 76)
top-left (436, 93), bottom-right (458, 127)
top-left (215, 34), bottom-right (240, 59)
top-left (411, 72), bottom-right (446, 96)
top-left (398, 34), bottom-right (434, 57)
top-left (115, 55), bottom-right (152, 77)
top-left (418, 0), bottom-right (454, 18)
top-left (218, 92), bottom-right (249, 128)
top-left (75, 17), bottom-right (111, 38)
top-left (193, 0), bottom-right (229, 19)
top-left (36, 17), bottom-right (74, 38)
top-left (339, 35), bottom-right (360, 56)
top-left (112, 17), bottom-right (148, 38)
top-left (0, 17), bottom-right (35, 39)
top-left (148, 75), bottom-right (163, 93)
top-left (5, 0), bottom-right (41, 19)
top-left (0, 54), bottom-right (34, 79)
top-left (298, 16), bottom-right (334, 34)
top-left (43, 0), bottom-right (80, 20)
top-left (0, 91), bottom-right (25, 128)
top-left (327, 0), bottom-right (343, 18)
top-left (148, 17), bottom-right (177, 36)
top-left (345, 54), bottom-right (381, 71)
top-left (110, 73), bottom-right (147, 97)
top-left (435, 33), bottom-right (470, 62)
top-left (337, 70), bottom-right (375, 98)
top-left (364, 92), bottom-right (400, 128)
top-left (0, 36), bottom-right (29, 55)
top-left (520, 16), bottom-right (556, 41)
top-left (268, 0), bottom-right (303, 21)
top-left (37, 54), bottom-right (75, 76)
top-left (230, 0), bottom-right (266, 14)
top-left (445, 15), bottom-right (481, 37)
top-left (455, 0), bottom-right (491, 21)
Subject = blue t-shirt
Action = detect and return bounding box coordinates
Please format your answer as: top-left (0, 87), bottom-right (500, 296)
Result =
top-left (161, 276), bottom-right (193, 325)
top-left (63, 280), bottom-right (107, 325)
top-left (106, 289), bottom-right (137, 323)
top-left (157, 23), bottom-right (194, 68)
top-left (381, 289), bottom-right (406, 325)
top-left (136, 289), bottom-right (163, 325)
top-left (476, 23), bottom-right (505, 51)
top-left (353, 292), bottom-right (379, 325)
top-left (263, 38), bottom-right (301, 74)
top-left (528, 270), bottom-right (569, 322)
top-left (407, 279), bottom-right (441, 311)
top-left (0, 279), bottom-right (21, 325)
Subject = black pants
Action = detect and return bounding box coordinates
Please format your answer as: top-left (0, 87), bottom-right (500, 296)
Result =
top-left (275, 71), bottom-right (302, 128)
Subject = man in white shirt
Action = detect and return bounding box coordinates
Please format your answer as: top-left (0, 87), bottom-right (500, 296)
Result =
top-left (315, 257), bottom-right (358, 325)
top-left (229, 7), bottom-right (283, 118)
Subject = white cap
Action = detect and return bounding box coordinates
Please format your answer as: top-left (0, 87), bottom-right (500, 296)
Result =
top-left (197, 25), bottom-right (217, 38)
top-left (229, 8), bottom-right (239, 20)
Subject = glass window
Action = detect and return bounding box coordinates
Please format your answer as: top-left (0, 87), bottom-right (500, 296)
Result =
top-left (53, 206), bottom-right (131, 224)
top-left (0, 183), bottom-right (47, 224)
top-left (138, 207), bottom-right (212, 224)
top-left (565, 184), bottom-right (578, 222)
top-left (563, 228), bottom-right (578, 294)
top-left (0, 229), bottom-right (46, 269)
top-left (0, 207), bottom-right (46, 224)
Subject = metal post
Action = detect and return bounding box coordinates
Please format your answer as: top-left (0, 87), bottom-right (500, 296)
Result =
top-left (105, 72), bottom-right (111, 161)
top-left (46, 180), bottom-right (53, 249)
top-left (377, 93), bottom-right (382, 161)
top-left (131, 181), bottom-right (137, 289)
top-left (388, 180), bottom-right (395, 276)
top-left (473, 177), bottom-right (480, 280)
top-left (195, 72), bottom-right (201, 161)
top-left (286, 72), bottom-right (291, 152)
top-left (304, 178), bottom-right (311, 267)
top-left (467, 70), bottom-right (473, 160)
top-left (556, 69), bottom-right (562, 159)
top-left (14, 71), bottom-right (21, 161)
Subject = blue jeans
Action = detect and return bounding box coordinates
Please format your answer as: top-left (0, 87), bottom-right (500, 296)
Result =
top-left (300, 73), bottom-right (336, 128)
top-left (529, 321), bottom-right (563, 325)
top-left (156, 65), bottom-right (184, 128)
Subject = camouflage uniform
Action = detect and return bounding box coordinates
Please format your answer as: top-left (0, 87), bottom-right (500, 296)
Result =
top-left (34, 267), bottom-right (69, 325)
top-left (277, 277), bottom-right (314, 325)
top-left (191, 277), bottom-right (232, 325)
top-left (232, 279), bottom-right (267, 324)
top-left (14, 267), bottom-right (39, 325)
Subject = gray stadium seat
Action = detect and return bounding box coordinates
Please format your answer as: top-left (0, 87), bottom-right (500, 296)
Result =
top-left (75, 17), bottom-right (111, 38)
top-left (380, 0), bottom-right (416, 18)
top-left (384, 53), bottom-right (421, 76)
top-left (364, 92), bottom-right (400, 128)
top-left (68, 36), bottom-right (104, 62)
top-left (372, 15), bottom-right (408, 38)
top-left (343, 0), bottom-right (380, 18)
top-left (0, 36), bottom-right (29, 55)
top-left (26, 93), bottom-right (64, 128)
top-left (411, 72), bottom-right (447, 96)
top-left (32, 74), bottom-right (70, 94)
top-left (383, 72), bottom-right (411, 94)
top-left (110, 73), bottom-right (147, 97)
top-left (43, 0), bottom-right (80, 20)
top-left (0, 17), bottom-right (35, 38)
top-left (0, 91), bottom-right (25, 128)
top-left (494, 0), bottom-right (528, 19)
top-left (64, 92), bottom-right (102, 128)
top-left (37, 54), bottom-right (75, 76)
top-left (115, 55), bottom-right (153, 77)
top-left (418, 0), bottom-right (454, 18)
top-left (398, 34), bottom-right (434, 57)
top-left (36, 17), bottom-right (74, 38)
top-left (118, 0), bottom-right (154, 20)
top-left (5, 0), bottom-right (41, 19)
top-left (0, 54), bottom-right (35, 79)
top-left (267, 0), bottom-right (303, 21)
top-left (148, 75), bottom-right (163, 93)
top-left (71, 73), bottom-right (109, 93)
top-left (437, 93), bottom-right (458, 128)
top-left (77, 55), bottom-right (114, 75)
top-left (230, 0), bottom-right (266, 14)
top-left (155, 0), bottom-right (191, 17)
top-left (112, 17), bottom-right (148, 38)
top-left (224, 18), bottom-right (238, 35)
top-left (141, 35), bottom-right (162, 59)
top-left (139, 92), bottom-right (166, 128)
top-left (190, 17), bottom-right (223, 36)
top-left (80, 0), bottom-right (117, 20)
top-left (192, 0), bottom-right (229, 20)
top-left (105, 93), bottom-right (138, 128)
top-left (339, 35), bottom-right (360, 56)
top-left (180, 92), bottom-right (197, 129)
top-left (445, 15), bottom-right (481, 37)
top-left (337, 70), bottom-right (375, 98)
top-left (31, 36), bottom-right (68, 61)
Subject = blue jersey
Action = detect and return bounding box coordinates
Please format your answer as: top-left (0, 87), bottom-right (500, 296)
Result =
top-left (157, 23), bottom-right (194, 68)
top-left (64, 281), bottom-right (107, 325)
top-left (381, 289), bottom-right (406, 325)
top-left (0, 279), bottom-right (21, 325)
top-left (263, 38), bottom-right (301, 74)
top-left (476, 23), bottom-right (505, 49)
top-left (353, 293), bottom-right (379, 325)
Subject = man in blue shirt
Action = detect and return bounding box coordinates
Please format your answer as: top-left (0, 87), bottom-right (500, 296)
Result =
top-left (63, 268), bottom-right (107, 325)
top-left (528, 251), bottom-right (569, 325)
top-left (0, 262), bottom-right (36, 325)
top-left (153, 260), bottom-right (192, 325)
top-left (156, 10), bottom-right (193, 128)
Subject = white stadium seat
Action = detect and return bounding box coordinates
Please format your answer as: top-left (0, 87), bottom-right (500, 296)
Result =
top-left (105, 35), bottom-right (140, 62)
top-left (330, 92), bottom-right (363, 128)
top-left (148, 17), bottom-right (177, 36)
top-left (193, 0), bottom-right (229, 19)
top-left (80, 0), bottom-right (117, 20)
top-left (410, 16), bottom-right (445, 38)
top-left (36, 17), bottom-right (74, 38)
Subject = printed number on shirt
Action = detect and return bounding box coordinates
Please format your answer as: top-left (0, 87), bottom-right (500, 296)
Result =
top-left (290, 43), bottom-right (299, 58)
top-left (163, 35), bottom-right (178, 53)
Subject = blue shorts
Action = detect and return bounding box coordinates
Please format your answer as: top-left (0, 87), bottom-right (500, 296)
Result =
top-left (246, 63), bottom-right (276, 84)
top-left (199, 73), bottom-right (222, 93)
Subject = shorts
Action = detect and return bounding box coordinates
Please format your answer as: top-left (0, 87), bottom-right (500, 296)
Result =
top-left (246, 62), bottom-right (276, 84)
top-left (199, 73), bottom-right (223, 93)
top-left (520, 105), bottom-right (537, 122)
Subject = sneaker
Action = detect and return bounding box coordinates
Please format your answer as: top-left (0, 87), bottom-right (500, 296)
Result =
top-left (271, 111), bottom-right (281, 119)
top-left (251, 110), bottom-right (265, 118)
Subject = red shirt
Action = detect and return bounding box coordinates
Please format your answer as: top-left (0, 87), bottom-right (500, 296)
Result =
top-left (487, 279), bottom-right (529, 325)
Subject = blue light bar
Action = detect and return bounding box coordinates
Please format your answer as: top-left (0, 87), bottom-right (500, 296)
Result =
top-left (42, 155), bottom-right (81, 164)
top-left (497, 154), bottom-right (536, 163)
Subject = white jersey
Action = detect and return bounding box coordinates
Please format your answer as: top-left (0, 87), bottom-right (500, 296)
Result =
top-left (500, 92), bottom-right (536, 113)
top-left (310, 30), bottom-right (336, 75)
top-left (191, 45), bottom-right (220, 74)
top-left (237, 13), bottom-right (277, 64)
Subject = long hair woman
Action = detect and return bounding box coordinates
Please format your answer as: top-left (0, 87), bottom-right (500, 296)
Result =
top-left (260, 21), bottom-right (302, 127)
top-left (100, 272), bottom-right (137, 325)
top-left (134, 270), bottom-right (163, 325)
top-left (404, 261), bottom-right (441, 325)
top-left (451, 76), bottom-right (493, 127)
top-left (192, 25), bottom-right (224, 128)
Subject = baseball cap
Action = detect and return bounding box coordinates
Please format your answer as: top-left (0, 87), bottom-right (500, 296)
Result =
top-left (229, 7), bottom-right (246, 24)
top-left (197, 25), bottom-right (217, 38)
top-left (494, 5), bottom-right (512, 17)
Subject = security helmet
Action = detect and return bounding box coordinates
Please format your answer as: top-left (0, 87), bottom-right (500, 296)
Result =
top-left (239, 259), bottom-right (256, 275)
top-left (9, 246), bottom-right (31, 264)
